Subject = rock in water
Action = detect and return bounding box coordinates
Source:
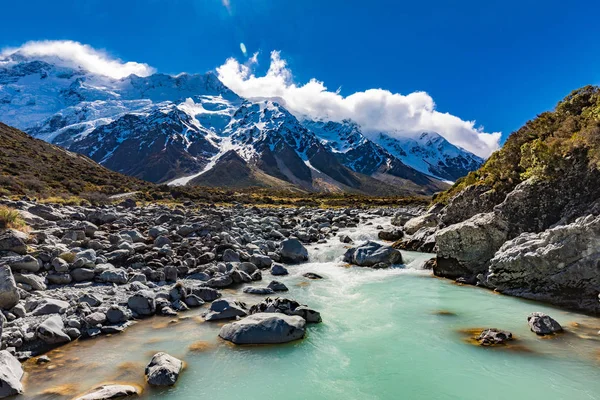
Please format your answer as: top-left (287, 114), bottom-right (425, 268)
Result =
top-left (145, 352), bottom-right (183, 386)
top-left (476, 328), bottom-right (513, 346)
top-left (527, 313), bottom-right (563, 335)
top-left (219, 313), bottom-right (306, 344)
top-left (404, 213), bottom-right (439, 235)
top-left (279, 239), bottom-right (308, 263)
top-left (75, 384), bottom-right (141, 400)
top-left (0, 350), bottom-right (24, 398)
top-left (343, 241), bottom-right (402, 267)
top-left (0, 265), bottom-right (19, 310)
top-left (270, 264), bottom-right (288, 276)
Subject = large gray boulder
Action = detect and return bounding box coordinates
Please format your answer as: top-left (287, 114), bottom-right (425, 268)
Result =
top-left (404, 213), bottom-right (439, 235)
top-left (434, 212), bottom-right (509, 279)
top-left (279, 239), bottom-right (308, 263)
top-left (0, 230), bottom-right (28, 254)
top-left (37, 315), bottom-right (71, 344)
top-left (203, 299), bottom-right (247, 321)
top-left (249, 297), bottom-right (322, 323)
top-left (0, 350), bottom-right (24, 398)
top-left (343, 241), bottom-right (402, 267)
top-left (485, 215), bottom-right (600, 313)
top-left (14, 272), bottom-right (47, 291)
top-left (127, 290), bottom-right (156, 316)
top-left (6, 255), bottom-right (41, 272)
top-left (32, 298), bottom-right (70, 315)
top-left (0, 265), bottom-right (19, 310)
top-left (75, 384), bottom-right (141, 400)
top-left (219, 313), bottom-right (306, 344)
top-left (145, 352), bottom-right (183, 386)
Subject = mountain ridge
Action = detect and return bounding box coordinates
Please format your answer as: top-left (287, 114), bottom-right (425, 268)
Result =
top-left (0, 53), bottom-right (482, 195)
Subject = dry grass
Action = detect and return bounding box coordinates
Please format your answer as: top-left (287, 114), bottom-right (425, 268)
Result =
top-left (0, 206), bottom-right (27, 231)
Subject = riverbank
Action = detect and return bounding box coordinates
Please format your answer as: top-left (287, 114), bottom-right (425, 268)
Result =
top-left (13, 215), bottom-right (600, 400)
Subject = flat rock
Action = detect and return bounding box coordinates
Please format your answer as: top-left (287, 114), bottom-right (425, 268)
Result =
top-left (75, 384), bottom-right (141, 400)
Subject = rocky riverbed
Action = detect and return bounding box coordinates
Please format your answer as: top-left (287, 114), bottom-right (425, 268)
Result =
top-left (0, 198), bottom-right (416, 398)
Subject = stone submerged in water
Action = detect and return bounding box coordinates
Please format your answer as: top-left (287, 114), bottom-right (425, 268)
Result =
top-left (75, 384), bottom-right (141, 400)
top-left (477, 328), bottom-right (513, 346)
top-left (0, 350), bottom-right (24, 398)
top-left (527, 312), bottom-right (563, 335)
top-left (219, 313), bottom-right (306, 345)
top-left (145, 352), bottom-right (183, 386)
top-left (249, 297), bottom-right (322, 323)
top-left (343, 241), bottom-right (402, 267)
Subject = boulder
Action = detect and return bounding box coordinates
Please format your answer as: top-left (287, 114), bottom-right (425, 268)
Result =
top-left (145, 352), bottom-right (183, 386)
top-left (279, 239), bottom-right (308, 263)
top-left (527, 312), bottom-right (563, 335)
top-left (0, 350), bottom-right (24, 398)
top-left (267, 281), bottom-right (289, 292)
top-left (37, 315), bottom-right (71, 344)
top-left (434, 212), bottom-right (509, 279)
top-left (0, 229), bottom-right (27, 254)
top-left (249, 297), bottom-right (321, 323)
top-left (74, 249), bottom-right (97, 268)
top-left (203, 299), bottom-right (247, 321)
top-left (303, 272), bottom-right (323, 280)
top-left (338, 234), bottom-right (353, 244)
top-left (222, 249), bottom-right (240, 262)
top-left (242, 286), bottom-right (275, 295)
top-left (98, 268), bottom-right (128, 284)
top-left (0, 265), bottom-right (19, 310)
top-left (378, 228), bottom-right (404, 241)
top-left (404, 213), bottom-right (439, 235)
top-left (343, 241), bottom-right (402, 267)
top-left (75, 384), bottom-right (141, 400)
top-left (270, 264), bottom-right (288, 276)
top-left (250, 254), bottom-right (272, 269)
top-left (127, 290), bottom-right (156, 316)
top-left (6, 255), bottom-right (41, 272)
top-left (14, 272), bottom-right (47, 291)
top-left (32, 298), bottom-right (70, 315)
top-left (485, 215), bottom-right (600, 313)
top-left (477, 328), bottom-right (513, 346)
top-left (219, 313), bottom-right (306, 344)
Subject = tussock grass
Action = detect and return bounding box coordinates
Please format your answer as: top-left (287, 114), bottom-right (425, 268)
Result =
top-left (0, 206), bottom-right (27, 231)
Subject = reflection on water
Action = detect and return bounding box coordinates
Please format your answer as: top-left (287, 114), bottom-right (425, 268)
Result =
top-left (21, 216), bottom-right (600, 400)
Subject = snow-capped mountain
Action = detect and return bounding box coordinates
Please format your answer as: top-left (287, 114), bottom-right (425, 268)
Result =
top-left (304, 119), bottom-right (483, 182)
top-left (0, 52), bottom-right (477, 195)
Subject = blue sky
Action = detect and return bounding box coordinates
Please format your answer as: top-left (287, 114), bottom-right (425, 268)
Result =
top-left (2, 0), bottom-right (600, 153)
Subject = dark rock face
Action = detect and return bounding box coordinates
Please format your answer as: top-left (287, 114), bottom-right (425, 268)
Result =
top-left (145, 352), bottom-right (183, 386)
top-left (219, 313), bottom-right (306, 345)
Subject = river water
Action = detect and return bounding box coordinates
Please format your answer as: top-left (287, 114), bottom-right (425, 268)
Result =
top-left (22, 216), bottom-right (600, 400)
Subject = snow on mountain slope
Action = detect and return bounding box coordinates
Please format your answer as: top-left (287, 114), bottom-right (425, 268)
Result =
top-left (375, 131), bottom-right (484, 181)
top-left (0, 52), bottom-right (463, 194)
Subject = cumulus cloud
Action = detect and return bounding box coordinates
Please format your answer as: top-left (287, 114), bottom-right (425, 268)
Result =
top-left (1, 40), bottom-right (155, 79)
top-left (217, 51), bottom-right (501, 157)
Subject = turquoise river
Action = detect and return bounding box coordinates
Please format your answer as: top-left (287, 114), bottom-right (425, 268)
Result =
top-left (22, 216), bottom-right (600, 400)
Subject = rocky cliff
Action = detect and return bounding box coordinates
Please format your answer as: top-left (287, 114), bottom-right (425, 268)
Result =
top-left (395, 86), bottom-right (600, 314)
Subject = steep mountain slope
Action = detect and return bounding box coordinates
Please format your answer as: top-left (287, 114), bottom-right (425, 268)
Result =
top-left (0, 122), bottom-right (152, 197)
top-left (0, 52), bottom-right (470, 195)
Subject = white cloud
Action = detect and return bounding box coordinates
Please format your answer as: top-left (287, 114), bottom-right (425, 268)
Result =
top-left (217, 51), bottom-right (501, 157)
top-left (240, 43), bottom-right (247, 56)
top-left (1, 40), bottom-right (155, 79)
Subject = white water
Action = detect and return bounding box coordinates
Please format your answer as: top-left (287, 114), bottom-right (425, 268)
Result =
top-left (22, 216), bottom-right (600, 400)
